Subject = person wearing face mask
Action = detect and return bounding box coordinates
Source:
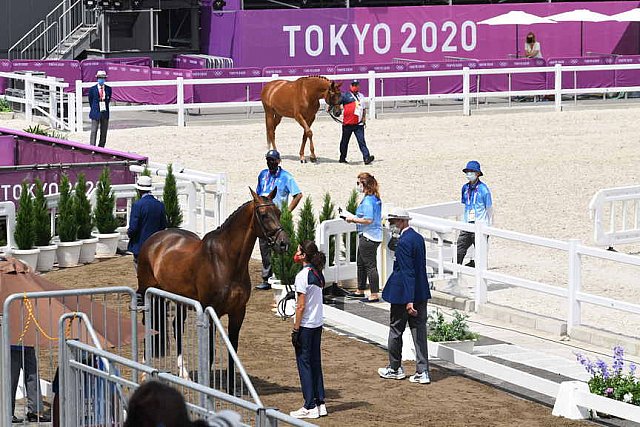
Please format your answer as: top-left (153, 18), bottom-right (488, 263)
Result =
top-left (457, 160), bottom-right (493, 267)
top-left (88, 70), bottom-right (112, 147)
top-left (255, 149), bottom-right (303, 290)
top-left (378, 208), bottom-right (431, 385)
top-left (290, 240), bottom-right (328, 419)
top-left (524, 32), bottom-right (542, 59)
top-left (338, 80), bottom-right (374, 165)
top-left (343, 172), bottom-right (382, 302)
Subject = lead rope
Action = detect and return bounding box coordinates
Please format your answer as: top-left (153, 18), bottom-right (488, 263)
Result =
top-left (18, 293), bottom-right (76, 342)
top-left (277, 254), bottom-right (296, 320)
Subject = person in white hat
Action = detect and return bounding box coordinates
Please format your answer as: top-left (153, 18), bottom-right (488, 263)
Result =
top-left (378, 207), bottom-right (432, 385)
top-left (88, 70), bottom-right (111, 147)
top-left (127, 175), bottom-right (167, 271)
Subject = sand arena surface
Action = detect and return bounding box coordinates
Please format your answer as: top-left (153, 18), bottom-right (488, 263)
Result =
top-left (3, 106), bottom-right (639, 336)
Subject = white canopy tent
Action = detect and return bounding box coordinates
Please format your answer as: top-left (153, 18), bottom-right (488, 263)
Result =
top-left (546, 9), bottom-right (614, 56)
top-left (478, 11), bottom-right (556, 58)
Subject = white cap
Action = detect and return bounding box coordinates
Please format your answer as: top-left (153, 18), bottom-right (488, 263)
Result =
top-left (96, 70), bottom-right (107, 78)
top-left (135, 175), bottom-right (154, 191)
top-left (386, 207), bottom-right (411, 221)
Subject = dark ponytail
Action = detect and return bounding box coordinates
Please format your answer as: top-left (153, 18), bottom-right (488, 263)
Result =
top-left (301, 240), bottom-right (326, 271)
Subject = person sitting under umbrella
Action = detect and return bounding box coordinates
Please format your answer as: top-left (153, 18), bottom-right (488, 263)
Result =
top-left (524, 32), bottom-right (543, 58)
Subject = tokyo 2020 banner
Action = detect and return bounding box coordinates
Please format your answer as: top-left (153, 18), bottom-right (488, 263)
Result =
top-left (202, 1), bottom-right (640, 67)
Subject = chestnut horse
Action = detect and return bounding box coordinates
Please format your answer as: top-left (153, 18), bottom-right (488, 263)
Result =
top-left (261, 76), bottom-right (342, 163)
top-left (136, 187), bottom-right (288, 383)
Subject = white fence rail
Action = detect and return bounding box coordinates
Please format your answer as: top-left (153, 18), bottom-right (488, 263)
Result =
top-left (0, 71), bottom-right (75, 131)
top-left (589, 185), bottom-right (640, 248)
top-left (316, 201), bottom-right (640, 337)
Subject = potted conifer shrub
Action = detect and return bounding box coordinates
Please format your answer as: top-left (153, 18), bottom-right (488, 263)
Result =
top-left (12, 182), bottom-right (40, 268)
top-left (318, 192), bottom-right (336, 266)
top-left (94, 167), bottom-right (120, 257)
top-left (33, 178), bottom-right (57, 272)
top-left (164, 164), bottom-right (183, 228)
top-left (427, 310), bottom-right (479, 354)
top-left (55, 174), bottom-right (82, 267)
top-left (75, 174), bottom-right (98, 263)
top-left (271, 202), bottom-right (300, 317)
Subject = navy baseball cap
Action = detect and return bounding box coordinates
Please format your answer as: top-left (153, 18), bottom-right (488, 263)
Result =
top-left (351, 79), bottom-right (360, 86)
top-left (265, 150), bottom-right (280, 160)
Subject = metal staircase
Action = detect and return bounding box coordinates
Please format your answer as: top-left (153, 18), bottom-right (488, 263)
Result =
top-left (8, 0), bottom-right (99, 60)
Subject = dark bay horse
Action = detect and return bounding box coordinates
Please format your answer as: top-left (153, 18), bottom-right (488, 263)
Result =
top-left (261, 76), bottom-right (342, 163)
top-left (136, 187), bottom-right (288, 381)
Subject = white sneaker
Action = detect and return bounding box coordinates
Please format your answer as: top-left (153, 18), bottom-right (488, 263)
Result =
top-left (318, 404), bottom-right (327, 416)
top-left (378, 366), bottom-right (406, 380)
top-left (290, 406), bottom-right (320, 419)
top-left (409, 371), bottom-right (431, 384)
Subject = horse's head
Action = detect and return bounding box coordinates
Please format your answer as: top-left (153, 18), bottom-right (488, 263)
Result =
top-left (249, 187), bottom-right (290, 253)
top-left (325, 81), bottom-right (343, 117)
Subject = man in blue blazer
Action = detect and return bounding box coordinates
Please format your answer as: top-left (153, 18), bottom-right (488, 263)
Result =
top-left (88, 70), bottom-right (112, 147)
top-left (379, 208), bottom-right (431, 384)
top-left (127, 175), bottom-right (167, 269)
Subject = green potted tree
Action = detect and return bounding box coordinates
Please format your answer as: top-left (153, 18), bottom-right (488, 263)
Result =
top-left (33, 178), bottom-right (57, 272)
top-left (75, 173), bottom-right (97, 264)
top-left (55, 174), bottom-right (82, 267)
top-left (318, 192), bottom-right (336, 266)
top-left (164, 164), bottom-right (183, 228)
top-left (93, 167), bottom-right (120, 257)
top-left (0, 96), bottom-right (13, 120)
top-left (12, 182), bottom-right (40, 268)
top-left (271, 202), bottom-right (301, 316)
top-left (297, 196), bottom-right (315, 244)
top-left (427, 310), bottom-right (479, 353)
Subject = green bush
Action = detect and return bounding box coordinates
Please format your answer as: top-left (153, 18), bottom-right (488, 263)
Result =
top-left (271, 202), bottom-right (300, 287)
top-left (428, 310), bottom-right (479, 342)
top-left (577, 346), bottom-right (640, 406)
top-left (164, 164), bottom-right (183, 228)
top-left (57, 174), bottom-right (77, 242)
top-left (74, 174), bottom-right (94, 239)
top-left (23, 124), bottom-right (68, 140)
top-left (32, 179), bottom-right (52, 246)
top-left (318, 193), bottom-right (335, 266)
top-left (94, 167), bottom-right (118, 234)
top-left (14, 182), bottom-right (35, 250)
top-left (0, 97), bottom-right (11, 113)
top-left (346, 189), bottom-right (359, 261)
top-left (297, 197), bottom-right (315, 244)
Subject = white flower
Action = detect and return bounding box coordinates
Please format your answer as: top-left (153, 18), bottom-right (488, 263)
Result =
top-left (624, 392), bottom-right (633, 403)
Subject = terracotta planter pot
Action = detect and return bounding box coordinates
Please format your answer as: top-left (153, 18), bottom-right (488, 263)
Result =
top-left (35, 244), bottom-right (58, 272)
top-left (11, 248), bottom-right (40, 270)
top-left (79, 237), bottom-right (99, 264)
top-left (56, 241), bottom-right (82, 268)
top-left (95, 232), bottom-right (120, 258)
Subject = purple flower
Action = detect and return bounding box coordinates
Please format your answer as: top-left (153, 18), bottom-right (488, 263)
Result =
top-left (630, 362), bottom-right (637, 376)
top-left (606, 387), bottom-right (614, 395)
top-left (612, 346), bottom-right (625, 374)
top-left (596, 359), bottom-right (610, 379)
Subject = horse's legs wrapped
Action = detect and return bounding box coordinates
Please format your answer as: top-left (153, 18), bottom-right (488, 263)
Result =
top-left (151, 297), bottom-right (167, 358)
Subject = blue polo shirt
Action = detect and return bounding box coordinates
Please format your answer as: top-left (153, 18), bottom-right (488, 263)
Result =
top-left (256, 167), bottom-right (301, 209)
top-left (355, 194), bottom-right (382, 242)
top-left (461, 181), bottom-right (492, 223)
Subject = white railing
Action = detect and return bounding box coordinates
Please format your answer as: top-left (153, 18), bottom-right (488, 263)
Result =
top-left (0, 202), bottom-right (16, 251)
top-left (589, 185), bottom-right (640, 249)
top-left (316, 202), bottom-right (640, 337)
top-left (0, 70), bottom-right (75, 130)
top-left (67, 62), bottom-right (640, 131)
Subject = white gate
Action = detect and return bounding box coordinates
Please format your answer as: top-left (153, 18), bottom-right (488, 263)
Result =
top-left (588, 185), bottom-right (640, 248)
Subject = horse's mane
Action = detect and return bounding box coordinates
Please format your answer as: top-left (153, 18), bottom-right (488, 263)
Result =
top-left (203, 199), bottom-right (253, 239)
top-left (302, 75), bottom-right (331, 83)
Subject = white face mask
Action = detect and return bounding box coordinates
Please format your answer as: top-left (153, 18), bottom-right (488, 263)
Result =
top-left (466, 172), bottom-right (478, 182)
top-left (357, 183), bottom-right (364, 193)
top-left (389, 224), bottom-right (401, 236)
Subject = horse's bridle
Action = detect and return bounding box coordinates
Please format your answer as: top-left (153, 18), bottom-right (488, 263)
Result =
top-left (325, 85), bottom-right (343, 124)
top-left (254, 201), bottom-right (285, 248)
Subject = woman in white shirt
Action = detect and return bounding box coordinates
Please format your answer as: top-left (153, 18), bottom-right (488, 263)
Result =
top-left (524, 32), bottom-right (542, 58)
top-left (289, 240), bottom-right (328, 420)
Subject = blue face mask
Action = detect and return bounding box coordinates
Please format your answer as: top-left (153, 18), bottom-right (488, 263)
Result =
top-left (97, 78), bottom-right (105, 85)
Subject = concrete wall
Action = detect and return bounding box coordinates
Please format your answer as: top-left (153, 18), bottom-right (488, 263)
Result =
top-left (0, 0), bottom-right (60, 58)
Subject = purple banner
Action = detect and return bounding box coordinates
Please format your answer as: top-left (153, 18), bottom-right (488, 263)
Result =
top-left (174, 55), bottom-right (208, 69)
top-left (149, 68), bottom-right (194, 104)
top-left (192, 67), bottom-right (262, 102)
top-left (106, 64), bottom-right (151, 103)
top-left (204, 2), bottom-right (640, 67)
top-left (10, 60), bottom-right (81, 92)
top-left (335, 62), bottom-right (407, 96)
top-left (615, 55), bottom-right (640, 87)
top-left (478, 58), bottom-right (546, 92)
top-left (406, 61), bottom-right (478, 95)
top-left (80, 57), bottom-right (152, 82)
top-left (547, 56), bottom-right (615, 89)
top-left (0, 127), bottom-right (146, 205)
top-left (0, 60), bottom-right (11, 95)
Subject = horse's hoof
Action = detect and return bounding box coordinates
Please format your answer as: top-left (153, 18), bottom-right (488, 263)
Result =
top-left (310, 156), bottom-right (317, 163)
top-left (300, 158), bottom-right (307, 163)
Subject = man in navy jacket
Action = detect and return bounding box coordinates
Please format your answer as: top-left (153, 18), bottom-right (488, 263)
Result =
top-left (379, 208), bottom-right (431, 384)
top-left (88, 70), bottom-right (112, 147)
top-left (127, 175), bottom-right (167, 268)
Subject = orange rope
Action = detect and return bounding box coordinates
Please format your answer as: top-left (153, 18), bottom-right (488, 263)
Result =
top-left (17, 293), bottom-right (76, 343)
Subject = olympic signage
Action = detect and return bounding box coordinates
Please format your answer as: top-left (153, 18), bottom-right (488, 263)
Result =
top-left (204, 1), bottom-right (639, 67)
